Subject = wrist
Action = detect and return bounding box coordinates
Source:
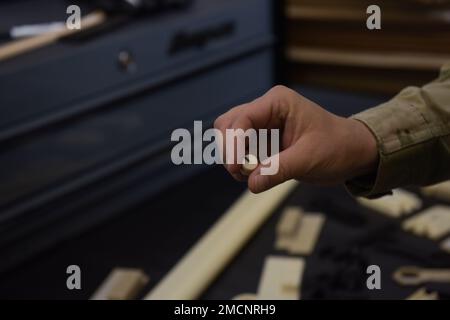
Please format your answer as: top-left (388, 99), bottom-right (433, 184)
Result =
top-left (348, 118), bottom-right (379, 177)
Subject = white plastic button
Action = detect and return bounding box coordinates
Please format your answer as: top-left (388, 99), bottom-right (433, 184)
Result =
top-left (240, 154), bottom-right (258, 176)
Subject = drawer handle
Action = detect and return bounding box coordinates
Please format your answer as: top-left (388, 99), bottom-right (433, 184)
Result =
top-left (117, 50), bottom-right (136, 73)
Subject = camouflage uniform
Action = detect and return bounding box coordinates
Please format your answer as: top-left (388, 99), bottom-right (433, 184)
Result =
top-left (346, 62), bottom-right (450, 198)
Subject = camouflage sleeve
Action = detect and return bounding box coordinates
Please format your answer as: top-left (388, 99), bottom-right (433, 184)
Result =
top-left (346, 62), bottom-right (450, 198)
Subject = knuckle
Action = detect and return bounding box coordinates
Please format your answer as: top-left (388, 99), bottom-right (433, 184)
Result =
top-left (231, 103), bottom-right (249, 114)
top-left (267, 85), bottom-right (296, 112)
top-left (269, 85), bottom-right (289, 96)
top-left (214, 115), bottom-right (225, 129)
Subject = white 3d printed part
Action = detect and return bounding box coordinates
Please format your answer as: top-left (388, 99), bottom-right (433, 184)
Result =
top-left (257, 256), bottom-right (305, 300)
top-left (357, 189), bottom-right (422, 218)
top-left (403, 205), bottom-right (450, 240)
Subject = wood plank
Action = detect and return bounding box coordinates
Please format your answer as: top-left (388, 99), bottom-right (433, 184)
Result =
top-left (287, 47), bottom-right (450, 71)
top-left (145, 180), bottom-right (299, 300)
top-left (91, 268), bottom-right (149, 300)
top-left (286, 4), bottom-right (450, 25)
top-left (0, 11), bottom-right (106, 62)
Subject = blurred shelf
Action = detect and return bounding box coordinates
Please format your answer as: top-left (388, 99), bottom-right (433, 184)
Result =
top-left (284, 0), bottom-right (450, 94)
top-left (287, 47), bottom-right (450, 71)
top-left (286, 4), bottom-right (450, 25)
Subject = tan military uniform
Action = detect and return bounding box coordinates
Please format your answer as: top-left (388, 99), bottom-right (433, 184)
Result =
top-left (346, 63), bottom-right (450, 198)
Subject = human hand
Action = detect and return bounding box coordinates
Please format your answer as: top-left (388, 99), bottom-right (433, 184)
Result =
top-left (214, 85), bottom-right (379, 193)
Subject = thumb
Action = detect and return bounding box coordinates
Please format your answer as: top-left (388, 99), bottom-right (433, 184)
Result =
top-left (247, 148), bottom-right (298, 193)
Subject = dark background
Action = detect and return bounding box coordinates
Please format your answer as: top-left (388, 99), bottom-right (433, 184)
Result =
top-left (0, 0), bottom-right (449, 300)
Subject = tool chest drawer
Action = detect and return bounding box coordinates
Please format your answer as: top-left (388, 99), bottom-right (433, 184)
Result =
top-left (0, 49), bottom-right (274, 215)
top-left (0, 0), bottom-right (273, 141)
